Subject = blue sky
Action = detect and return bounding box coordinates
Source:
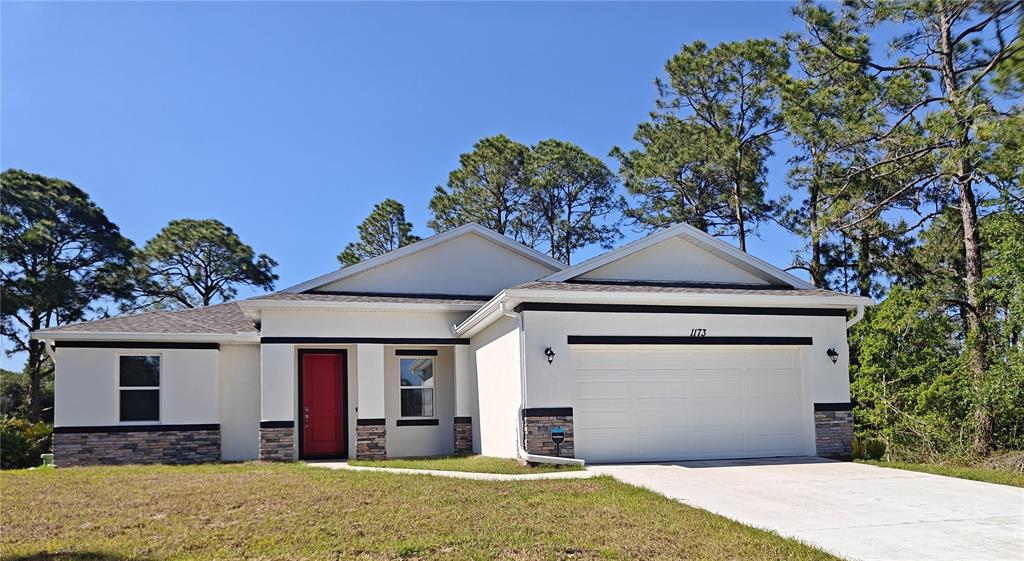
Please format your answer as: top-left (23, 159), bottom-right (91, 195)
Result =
top-left (2, 1), bottom-right (809, 367)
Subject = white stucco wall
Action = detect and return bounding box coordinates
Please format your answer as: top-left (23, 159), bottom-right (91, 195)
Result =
top-left (317, 232), bottom-right (556, 295)
top-left (384, 346), bottom-right (456, 458)
top-left (54, 347), bottom-right (219, 427)
top-left (578, 235), bottom-right (774, 284)
top-left (219, 344), bottom-right (260, 461)
top-left (260, 309), bottom-right (471, 339)
top-left (471, 316), bottom-right (522, 459)
top-left (520, 310), bottom-right (851, 409)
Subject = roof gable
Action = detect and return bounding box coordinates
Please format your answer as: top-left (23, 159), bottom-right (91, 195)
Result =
top-left (543, 222), bottom-right (814, 289)
top-left (286, 223), bottom-right (564, 296)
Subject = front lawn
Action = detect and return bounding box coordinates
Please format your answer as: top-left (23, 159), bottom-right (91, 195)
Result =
top-left (348, 454), bottom-right (582, 474)
top-left (859, 459), bottom-right (1024, 488)
top-left (1, 463), bottom-right (839, 560)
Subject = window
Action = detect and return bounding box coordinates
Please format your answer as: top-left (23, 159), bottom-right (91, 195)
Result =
top-left (399, 357), bottom-right (434, 418)
top-left (119, 355), bottom-right (160, 422)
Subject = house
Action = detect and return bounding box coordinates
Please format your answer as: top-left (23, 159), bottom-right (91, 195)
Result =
top-left (32, 223), bottom-right (871, 467)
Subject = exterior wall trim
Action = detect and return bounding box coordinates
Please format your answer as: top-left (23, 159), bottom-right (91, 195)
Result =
top-left (262, 337), bottom-right (469, 345)
top-left (567, 336), bottom-right (814, 346)
top-left (259, 420), bottom-right (295, 429)
top-left (522, 407), bottom-right (573, 417)
top-left (54, 423), bottom-right (219, 434)
top-left (53, 341), bottom-right (220, 350)
top-left (814, 402), bottom-right (854, 412)
top-left (516, 302), bottom-right (848, 317)
top-left (396, 418), bottom-right (440, 426)
top-left (356, 418), bottom-right (386, 426)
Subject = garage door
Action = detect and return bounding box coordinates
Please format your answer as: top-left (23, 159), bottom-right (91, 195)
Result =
top-left (571, 347), bottom-right (810, 463)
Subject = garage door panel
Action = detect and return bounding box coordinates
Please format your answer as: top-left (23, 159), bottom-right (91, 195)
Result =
top-left (691, 352), bottom-right (744, 369)
top-left (575, 379), bottom-right (633, 400)
top-left (638, 407), bottom-right (695, 428)
top-left (746, 351), bottom-right (799, 370)
top-left (635, 378), bottom-right (690, 398)
top-left (746, 375), bottom-right (800, 398)
top-left (692, 378), bottom-right (744, 398)
top-left (631, 350), bottom-right (691, 370)
top-left (572, 347), bottom-right (809, 463)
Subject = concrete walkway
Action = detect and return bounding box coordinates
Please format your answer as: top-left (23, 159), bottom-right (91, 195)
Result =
top-left (591, 457), bottom-right (1024, 561)
top-left (308, 460), bottom-right (597, 481)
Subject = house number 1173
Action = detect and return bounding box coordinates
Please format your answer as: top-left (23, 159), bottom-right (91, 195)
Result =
top-left (689, 328), bottom-right (707, 337)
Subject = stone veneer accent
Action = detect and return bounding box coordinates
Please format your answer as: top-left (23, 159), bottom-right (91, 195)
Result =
top-left (356, 420), bottom-right (387, 460)
top-left (53, 424), bottom-right (220, 467)
top-left (814, 404), bottom-right (854, 459)
top-left (453, 417), bottom-right (473, 455)
top-left (522, 408), bottom-right (574, 458)
top-left (259, 423), bottom-right (296, 461)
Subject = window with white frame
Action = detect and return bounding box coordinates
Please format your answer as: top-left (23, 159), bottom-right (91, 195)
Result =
top-left (119, 355), bottom-right (160, 422)
top-left (399, 357), bottom-right (434, 418)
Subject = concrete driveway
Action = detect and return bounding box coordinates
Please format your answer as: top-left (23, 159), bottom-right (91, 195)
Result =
top-left (591, 457), bottom-right (1023, 561)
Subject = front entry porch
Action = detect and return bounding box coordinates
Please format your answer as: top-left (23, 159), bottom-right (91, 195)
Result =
top-left (258, 341), bottom-right (476, 461)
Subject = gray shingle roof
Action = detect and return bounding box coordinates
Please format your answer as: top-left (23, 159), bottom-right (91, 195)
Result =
top-left (511, 281), bottom-right (849, 298)
top-left (35, 302), bottom-right (256, 335)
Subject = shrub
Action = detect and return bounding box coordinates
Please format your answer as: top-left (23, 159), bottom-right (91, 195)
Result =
top-left (865, 438), bottom-right (886, 460)
top-left (1, 416), bottom-right (52, 469)
top-left (852, 436), bottom-right (887, 461)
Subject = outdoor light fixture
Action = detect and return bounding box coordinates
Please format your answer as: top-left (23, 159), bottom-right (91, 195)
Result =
top-left (827, 348), bottom-right (839, 364)
top-left (544, 346), bottom-right (556, 364)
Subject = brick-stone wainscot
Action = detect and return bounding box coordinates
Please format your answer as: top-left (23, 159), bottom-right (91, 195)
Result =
top-left (259, 421), bottom-right (296, 461)
top-left (522, 407), bottom-right (574, 458)
top-left (356, 419), bottom-right (387, 460)
top-left (454, 416), bottom-right (473, 455)
top-left (814, 403), bottom-right (854, 460)
top-left (53, 424), bottom-right (220, 467)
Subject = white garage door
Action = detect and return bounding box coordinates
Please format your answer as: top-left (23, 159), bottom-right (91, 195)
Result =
top-left (571, 347), bottom-right (810, 463)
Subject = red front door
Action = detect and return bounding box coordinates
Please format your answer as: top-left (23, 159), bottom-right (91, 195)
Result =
top-left (301, 351), bottom-right (347, 457)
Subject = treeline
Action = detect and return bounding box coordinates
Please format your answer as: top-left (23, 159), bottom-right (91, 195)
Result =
top-left (2, 1), bottom-right (1022, 460)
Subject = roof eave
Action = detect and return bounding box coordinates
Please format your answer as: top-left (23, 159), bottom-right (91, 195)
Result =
top-left (30, 331), bottom-right (260, 344)
top-left (237, 299), bottom-right (484, 316)
top-left (454, 288), bottom-right (873, 338)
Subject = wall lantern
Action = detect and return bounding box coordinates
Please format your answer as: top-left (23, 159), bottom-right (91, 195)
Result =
top-left (544, 346), bottom-right (556, 365)
top-left (826, 348), bottom-right (839, 364)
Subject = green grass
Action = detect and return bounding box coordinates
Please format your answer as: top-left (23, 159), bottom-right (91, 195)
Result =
top-left (1, 462), bottom-right (839, 561)
top-left (860, 459), bottom-right (1024, 488)
top-left (348, 454), bottom-right (583, 474)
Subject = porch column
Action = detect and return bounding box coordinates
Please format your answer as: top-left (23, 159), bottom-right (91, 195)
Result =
top-left (259, 344), bottom-right (296, 461)
top-left (355, 344), bottom-right (387, 459)
top-left (453, 345), bottom-right (474, 455)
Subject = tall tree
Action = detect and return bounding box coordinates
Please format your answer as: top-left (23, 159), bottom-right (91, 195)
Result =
top-left (338, 199), bottom-right (421, 266)
top-left (795, 0), bottom-right (1023, 453)
top-left (428, 135), bottom-right (532, 241)
top-left (0, 169), bottom-right (134, 421)
top-left (780, 30), bottom-right (885, 288)
top-left (137, 219), bottom-right (278, 308)
top-left (525, 140), bottom-right (624, 264)
top-left (653, 39), bottom-right (791, 251)
top-left (612, 117), bottom-right (735, 236)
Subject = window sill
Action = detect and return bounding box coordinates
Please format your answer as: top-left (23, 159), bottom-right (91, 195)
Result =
top-left (396, 418), bottom-right (440, 426)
